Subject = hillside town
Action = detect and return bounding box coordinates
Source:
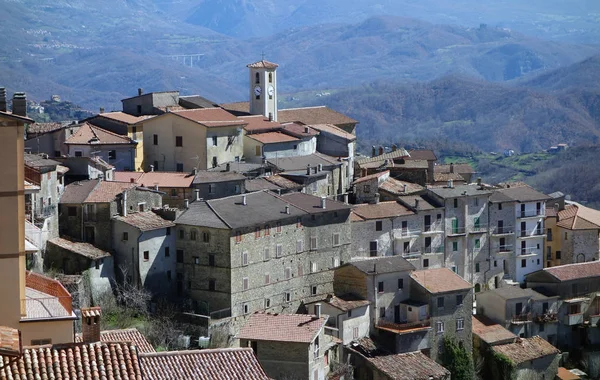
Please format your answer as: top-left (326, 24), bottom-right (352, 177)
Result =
top-left (1, 60), bottom-right (599, 380)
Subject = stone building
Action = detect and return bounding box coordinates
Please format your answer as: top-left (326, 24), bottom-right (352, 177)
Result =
top-left (306, 294), bottom-right (371, 345)
top-left (25, 122), bottom-right (81, 158)
top-left (175, 190), bottom-right (352, 318)
top-left (243, 129), bottom-right (317, 164)
top-left (491, 336), bottom-right (560, 380)
top-left (114, 170), bottom-right (196, 208)
top-left (192, 169), bottom-right (246, 201)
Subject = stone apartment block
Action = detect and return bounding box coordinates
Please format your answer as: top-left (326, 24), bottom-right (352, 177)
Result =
top-left (428, 184), bottom-right (494, 291)
top-left (175, 190), bottom-right (352, 318)
top-left (476, 286), bottom-right (559, 345)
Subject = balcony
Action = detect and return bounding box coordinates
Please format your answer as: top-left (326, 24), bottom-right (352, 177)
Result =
top-left (423, 246), bottom-right (444, 254)
top-left (510, 313), bottom-right (532, 324)
top-left (491, 226), bottom-right (515, 235)
top-left (493, 245), bottom-right (513, 254)
top-left (422, 225), bottom-right (444, 234)
top-left (377, 318), bottom-right (431, 333)
top-left (395, 229), bottom-right (421, 239)
top-left (401, 248), bottom-right (421, 258)
top-left (589, 315), bottom-right (600, 327)
top-left (518, 210), bottom-right (544, 219)
top-left (517, 229), bottom-right (545, 238)
top-left (564, 313), bottom-right (584, 326)
top-left (22, 271), bottom-right (73, 320)
top-left (448, 226), bottom-right (466, 236)
top-left (518, 247), bottom-right (539, 256)
top-left (471, 225), bottom-right (488, 233)
top-left (534, 312), bottom-right (558, 324)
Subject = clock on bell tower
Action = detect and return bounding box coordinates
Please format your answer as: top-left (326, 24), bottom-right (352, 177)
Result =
top-left (247, 59), bottom-right (278, 121)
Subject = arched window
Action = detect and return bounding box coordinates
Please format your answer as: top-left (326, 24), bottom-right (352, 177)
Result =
top-left (474, 283), bottom-right (481, 293)
top-left (255, 72), bottom-right (260, 84)
top-left (268, 72), bottom-right (273, 83)
top-left (577, 253), bottom-right (585, 263)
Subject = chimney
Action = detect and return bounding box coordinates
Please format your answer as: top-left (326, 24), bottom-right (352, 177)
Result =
top-left (195, 189), bottom-right (200, 201)
top-left (450, 163), bottom-right (454, 173)
top-left (149, 164), bottom-right (154, 172)
top-left (130, 178), bottom-right (135, 183)
top-left (343, 194), bottom-right (349, 204)
top-left (317, 164), bottom-right (323, 172)
top-left (372, 146), bottom-right (376, 157)
top-left (138, 88), bottom-right (143, 96)
top-left (477, 177), bottom-right (482, 186)
top-left (320, 196), bottom-right (326, 209)
top-left (122, 191), bottom-right (128, 217)
top-left (99, 107), bottom-right (105, 114)
top-left (554, 203), bottom-right (559, 220)
top-left (307, 164), bottom-right (311, 175)
top-left (268, 112), bottom-right (273, 122)
top-left (81, 307), bottom-right (102, 343)
top-left (285, 204), bottom-right (290, 214)
top-left (403, 184), bottom-right (407, 193)
top-left (226, 163), bottom-right (230, 172)
top-left (12, 92), bottom-right (27, 117)
top-left (448, 179), bottom-right (454, 188)
top-left (242, 195), bottom-right (247, 206)
top-left (184, 199), bottom-right (189, 209)
top-left (154, 184), bottom-right (159, 191)
top-left (415, 199), bottom-right (420, 209)
top-left (392, 144), bottom-right (397, 152)
top-left (0, 87), bottom-right (6, 112)
top-left (304, 126), bottom-right (310, 134)
top-left (378, 146), bottom-right (384, 156)
top-left (314, 303), bottom-right (321, 318)
top-left (374, 193), bottom-right (380, 204)
top-left (192, 167), bottom-right (198, 175)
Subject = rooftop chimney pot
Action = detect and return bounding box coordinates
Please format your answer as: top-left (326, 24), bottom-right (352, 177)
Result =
top-left (307, 164), bottom-right (311, 175)
top-left (12, 92), bottom-right (27, 117)
top-left (149, 165), bottom-right (154, 172)
top-left (99, 107), bottom-right (105, 114)
top-left (379, 146), bottom-right (384, 156)
top-left (81, 307), bottom-right (102, 343)
top-left (321, 196), bottom-right (326, 209)
top-left (138, 88), bottom-right (143, 96)
top-left (450, 163), bottom-right (454, 173)
top-left (0, 87), bottom-right (6, 112)
top-left (315, 303), bottom-right (321, 319)
top-left (195, 189), bottom-right (200, 201)
top-left (242, 195), bottom-right (247, 205)
top-left (285, 204), bottom-right (290, 214)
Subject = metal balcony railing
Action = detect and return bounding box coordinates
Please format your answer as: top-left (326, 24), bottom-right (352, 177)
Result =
top-left (471, 224), bottom-right (488, 233)
top-left (519, 210), bottom-right (544, 218)
top-left (423, 246), bottom-right (444, 254)
top-left (395, 229), bottom-right (421, 238)
top-left (510, 313), bottom-right (532, 323)
top-left (402, 248), bottom-right (421, 258)
top-left (518, 229), bottom-right (544, 238)
top-left (448, 226), bottom-right (466, 235)
top-left (491, 226), bottom-right (514, 235)
top-left (518, 247), bottom-right (538, 256)
top-left (423, 224), bottom-right (444, 233)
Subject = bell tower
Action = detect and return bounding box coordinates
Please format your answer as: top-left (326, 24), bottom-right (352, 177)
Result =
top-left (247, 59), bottom-right (278, 122)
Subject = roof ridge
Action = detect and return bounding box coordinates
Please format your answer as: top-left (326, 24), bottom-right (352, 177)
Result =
top-left (82, 179), bottom-right (102, 203)
top-left (280, 105), bottom-right (326, 111)
top-left (139, 347), bottom-right (253, 357)
top-left (204, 200), bottom-right (232, 229)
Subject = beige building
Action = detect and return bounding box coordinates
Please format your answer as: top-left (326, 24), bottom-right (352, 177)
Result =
top-left (142, 108), bottom-right (247, 172)
top-left (0, 90), bottom-right (76, 346)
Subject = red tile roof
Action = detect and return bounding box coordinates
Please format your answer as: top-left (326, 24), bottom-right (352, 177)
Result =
top-left (98, 112), bottom-right (153, 125)
top-left (280, 122), bottom-right (320, 138)
top-left (246, 131), bottom-right (299, 144)
top-left (240, 115), bottom-right (282, 133)
top-left (410, 268), bottom-right (472, 294)
top-left (557, 203), bottom-right (600, 230)
top-left (26, 122), bottom-right (65, 135)
top-left (85, 180), bottom-right (137, 203)
top-left (0, 327), bottom-right (21, 357)
top-left (139, 347), bottom-right (269, 380)
top-left (65, 122), bottom-right (135, 145)
top-left (492, 336), bottom-right (560, 365)
top-left (433, 172), bottom-right (465, 183)
top-left (171, 108), bottom-right (245, 127)
top-left (352, 170), bottom-right (390, 185)
top-left (114, 212), bottom-right (175, 231)
top-left (0, 342), bottom-right (143, 379)
top-left (75, 328), bottom-right (155, 354)
top-left (114, 171), bottom-right (195, 188)
top-left (379, 178), bottom-right (424, 195)
top-left (540, 261), bottom-right (600, 282)
top-left (48, 237), bottom-right (111, 259)
top-left (307, 123), bottom-right (355, 141)
top-left (247, 60), bottom-right (279, 69)
top-left (434, 163), bottom-right (475, 174)
top-left (264, 174), bottom-right (302, 189)
top-left (325, 294), bottom-right (370, 312)
top-left (351, 201), bottom-right (415, 220)
top-left (472, 315), bottom-right (517, 345)
top-left (278, 106), bottom-right (358, 126)
top-left (407, 149), bottom-right (437, 161)
top-left (237, 313), bottom-right (326, 343)
top-left (366, 351), bottom-right (450, 380)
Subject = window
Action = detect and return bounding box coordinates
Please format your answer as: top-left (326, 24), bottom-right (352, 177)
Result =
top-left (176, 250), bottom-right (183, 263)
top-left (208, 254), bottom-right (215, 266)
top-left (208, 279), bottom-right (216, 291)
top-left (565, 232), bottom-right (568, 240)
top-left (166, 227), bottom-right (171, 236)
top-left (165, 247), bottom-right (170, 257)
top-left (311, 262), bottom-right (317, 273)
top-left (521, 259), bottom-right (526, 268)
top-left (363, 184), bottom-right (370, 193)
top-left (370, 241), bottom-right (378, 257)
top-left (75, 151), bottom-right (83, 157)
top-left (285, 292), bottom-right (291, 302)
top-left (153, 161), bottom-right (158, 170)
top-left (539, 323), bottom-right (545, 332)
top-left (475, 263), bottom-right (480, 272)
top-left (378, 281), bottom-right (384, 293)
top-left (212, 136), bottom-right (218, 146)
top-left (264, 273), bottom-right (270, 285)
top-left (153, 134), bottom-right (158, 145)
top-left (242, 251), bottom-right (248, 266)
top-left (310, 236), bottom-right (318, 250)
top-left (498, 203), bottom-right (502, 210)
top-left (556, 251), bottom-right (561, 259)
top-left (453, 198), bottom-right (458, 208)
top-left (175, 136), bottom-right (183, 147)
top-left (68, 207), bottom-right (77, 216)
top-left (143, 251), bottom-right (149, 261)
top-left (176, 163), bottom-right (183, 172)
top-left (423, 258), bottom-right (429, 268)
top-left (31, 339), bottom-right (52, 346)
top-left (193, 256), bottom-right (200, 265)
top-left (243, 303), bottom-right (249, 314)
top-left (109, 150), bottom-right (117, 160)
top-left (264, 298), bottom-right (271, 308)
top-left (456, 295), bottom-right (463, 306)
top-left (494, 260), bottom-right (497, 267)
top-left (436, 321), bottom-right (444, 334)
top-left (95, 259), bottom-right (101, 270)
top-left (297, 218), bottom-right (302, 228)
top-left (235, 231), bottom-right (242, 243)
top-left (263, 248), bottom-right (270, 261)
top-left (285, 267), bottom-right (291, 280)
top-left (166, 271), bottom-right (172, 281)
top-left (212, 156), bottom-right (217, 168)
top-left (456, 318), bottom-right (464, 331)
top-left (54, 150), bottom-right (61, 157)
top-left (398, 278), bottom-right (404, 289)
top-left (298, 262), bottom-right (304, 277)
top-left (296, 239), bottom-right (303, 253)
top-left (542, 302), bottom-right (549, 313)
top-left (333, 233), bottom-right (340, 246)
top-left (452, 241), bottom-right (458, 252)
top-left (242, 277), bottom-right (249, 290)
top-left (169, 188), bottom-right (178, 197)
top-left (255, 227), bottom-right (261, 239)
top-left (122, 232), bottom-right (128, 241)
top-left (264, 225), bottom-right (270, 236)
top-left (475, 238), bottom-right (480, 249)
top-left (375, 221), bottom-right (382, 231)
top-left (255, 72), bottom-right (260, 84)
top-left (234, 184), bottom-right (241, 194)
top-left (190, 229), bottom-right (197, 240)
top-left (547, 228), bottom-right (553, 241)
top-left (437, 297), bottom-right (445, 309)
top-left (276, 222), bottom-right (282, 233)
top-left (348, 310), bottom-right (353, 318)
top-left (276, 244), bottom-right (283, 257)
top-left (293, 144), bottom-right (297, 150)
top-left (332, 257), bottom-right (340, 267)
top-left (268, 72), bottom-right (273, 82)
top-left (380, 307), bottom-right (386, 318)
top-left (474, 198), bottom-right (479, 206)
top-left (255, 146), bottom-right (261, 156)
top-left (208, 184), bottom-right (215, 194)
top-left (311, 285), bottom-right (317, 295)
top-left (202, 231), bottom-right (210, 242)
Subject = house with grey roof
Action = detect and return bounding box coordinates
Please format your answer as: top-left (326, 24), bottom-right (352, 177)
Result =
top-left (192, 169), bottom-right (246, 200)
top-left (175, 190), bottom-right (352, 319)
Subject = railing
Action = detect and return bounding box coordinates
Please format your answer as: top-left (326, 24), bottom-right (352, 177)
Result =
top-left (491, 226), bottom-right (515, 235)
top-left (25, 221), bottom-right (42, 249)
top-left (423, 224), bottom-right (443, 233)
top-left (423, 246), bottom-right (444, 254)
top-left (510, 313), bottom-right (532, 323)
top-left (24, 271), bottom-right (72, 317)
top-left (564, 313), bottom-right (584, 326)
top-left (210, 307), bottom-right (232, 320)
top-left (25, 166), bottom-right (41, 186)
top-left (37, 204), bottom-right (56, 219)
top-left (21, 297), bottom-right (73, 319)
top-left (448, 226), bottom-right (466, 235)
top-left (377, 318), bottom-right (431, 332)
top-left (517, 229), bottom-right (544, 238)
top-left (402, 248), bottom-right (421, 258)
top-left (518, 247), bottom-right (538, 256)
top-left (395, 229), bottom-right (421, 238)
top-left (471, 225), bottom-right (488, 233)
top-left (519, 210), bottom-right (544, 218)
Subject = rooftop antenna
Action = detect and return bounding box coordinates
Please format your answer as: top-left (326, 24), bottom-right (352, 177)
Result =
top-left (261, 51), bottom-right (265, 60)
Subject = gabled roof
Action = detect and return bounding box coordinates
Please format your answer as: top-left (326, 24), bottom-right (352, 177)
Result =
top-left (526, 261), bottom-right (600, 283)
top-left (245, 178), bottom-right (282, 192)
top-left (96, 111), bottom-right (153, 125)
top-left (397, 194), bottom-right (443, 210)
top-left (193, 170), bottom-right (247, 184)
top-left (75, 328), bottom-right (155, 353)
top-left (24, 153), bottom-right (60, 169)
top-left (267, 152), bottom-right (340, 172)
top-left (0, 110), bottom-right (34, 123)
top-left (433, 172), bottom-right (465, 183)
top-left (278, 106), bottom-right (358, 126)
top-left (26, 122), bottom-right (66, 135)
top-left (355, 149), bottom-right (410, 166)
top-left (366, 351), bottom-right (450, 380)
top-left (351, 201), bottom-right (415, 220)
top-left (241, 115), bottom-right (282, 133)
top-left (347, 256), bottom-right (415, 275)
top-left (59, 179), bottom-right (137, 204)
top-left (65, 122), bottom-right (135, 145)
top-left (410, 268), bottom-right (471, 294)
top-left (0, 342), bottom-right (143, 379)
top-left (434, 163), bottom-right (475, 174)
top-left (557, 203), bottom-right (600, 230)
top-left (324, 294), bottom-right (370, 312)
top-left (179, 95), bottom-right (220, 109)
top-left (246, 131), bottom-right (299, 144)
top-left (379, 177), bottom-right (424, 196)
top-left (140, 347), bottom-right (269, 380)
top-left (352, 170), bottom-right (389, 185)
top-left (482, 286), bottom-right (552, 301)
top-left (247, 60), bottom-right (279, 69)
top-left (407, 149), bottom-right (437, 161)
top-left (280, 122), bottom-right (320, 138)
top-left (472, 315), bottom-right (517, 345)
top-left (237, 313), bottom-right (326, 343)
top-left (170, 108), bottom-right (246, 128)
top-left (428, 184), bottom-right (493, 199)
top-left (114, 171), bottom-right (195, 188)
top-left (282, 192), bottom-right (351, 214)
top-left (48, 237), bottom-right (111, 259)
top-left (489, 185), bottom-right (551, 203)
top-left (113, 212), bottom-right (175, 232)
top-left (307, 123), bottom-right (355, 141)
top-left (492, 336), bottom-right (559, 365)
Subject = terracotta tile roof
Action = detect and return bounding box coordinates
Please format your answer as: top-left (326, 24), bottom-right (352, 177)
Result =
top-left (348, 256), bottom-right (415, 274)
top-left (114, 212), bottom-right (175, 231)
top-left (537, 261), bottom-right (600, 282)
top-left (407, 149), bottom-right (437, 161)
top-left (0, 110), bottom-right (34, 123)
top-left (114, 171), bottom-right (195, 188)
top-left (0, 342), bottom-right (143, 379)
top-left (350, 212), bottom-right (365, 222)
top-left (280, 122), bottom-right (320, 138)
top-left (472, 315), bottom-right (517, 345)
top-left (557, 203), bottom-right (600, 230)
top-left (278, 106), bottom-right (357, 126)
top-left (26, 122), bottom-right (65, 134)
top-left (355, 149), bottom-right (410, 166)
top-left (0, 327), bottom-right (21, 357)
top-left (98, 112), bottom-right (153, 124)
top-left (59, 179), bottom-right (100, 204)
top-left (48, 237), bottom-right (111, 259)
top-left (557, 367), bottom-right (581, 380)
top-left (352, 170), bottom-right (389, 185)
top-left (325, 294), bottom-right (370, 312)
top-left (264, 174), bottom-right (302, 190)
top-left (193, 170), bottom-right (247, 184)
top-left (24, 153), bottom-right (60, 168)
top-left (411, 268), bottom-right (472, 294)
top-left (398, 194), bottom-right (442, 211)
top-left (86, 180), bottom-right (137, 203)
top-left (65, 122), bottom-right (135, 145)
top-left (240, 115), bottom-right (282, 133)
top-left (433, 172), bottom-right (465, 183)
top-left (434, 163), bottom-right (475, 174)
top-left (139, 347), bottom-right (269, 380)
top-left (75, 328), bottom-right (155, 354)
top-left (379, 178), bottom-right (424, 195)
top-left (366, 351), bottom-right (450, 380)
top-left (492, 336), bottom-right (560, 365)
top-left (247, 60), bottom-right (279, 69)
top-left (351, 201), bottom-right (415, 220)
top-left (246, 131), bottom-right (299, 144)
top-left (171, 108), bottom-right (246, 127)
top-left (220, 101), bottom-right (252, 114)
top-left (306, 123), bottom-right (355, 141)
top-left (82, 306), bottom-right (102, 318)
top-left (237, 313), bottom-right (326, 343)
